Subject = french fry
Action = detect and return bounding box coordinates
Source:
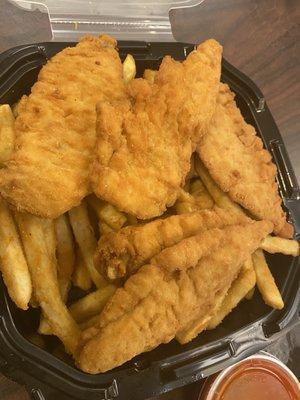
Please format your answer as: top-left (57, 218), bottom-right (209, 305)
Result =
top-left (38, 218), bottom-right (58, 332)
top-left (72, 248), bottom-right (92, 291)
top-left (41, 284), bottom-right (117, 334)
top-left (41, 219), bottom-right (56, 257)
top-left (252, 249), bottom-right (284, 310)
top-left (260, 236), bottom-right (299, 257)
top-left (69, 285), bottom-right (116, 323)
top-left (190, 178), bottom-right (214, 209)
top-left (79, 314), bottom-right (101, 331)
top-left (123, 54), bottom-right (136, 83)
top-left (39, 215), bottom-right (75, 335)
top-left (195, 157), bottom-right (245, 216)
top-left (175, 183), bottom-right (214, 215)
top-left (14, 212), bottom-right (80, 353)
top-left (190, 178), bottom-right (207, 197)
top-left (87, 195), bottom-right (127, 231)
top-left (208, 257), bottom-right (256, 329)
top-left (55, 214), bottom-right (75, 301)
top-left (69, 202), bottom-right (106, 288)
top-left (245, 287), bottom-right (255, 300)
top-left (0, 200), bottom-right (32, 310)
top-left (143, 69), bottom-right (157, 84)
top-left (98, 220), bottom-right (114, 235)
top-left (175, 190), bottom-right (199, 214)
top-left (39, 218), bottom-right (57, 277)
top-left (38, 318), bottom-right (52, 336)
top-left (0, 104), bottom-right (15, 164)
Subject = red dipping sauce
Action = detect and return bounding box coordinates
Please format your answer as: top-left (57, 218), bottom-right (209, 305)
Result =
top-left (199, 354), bottom-right (300, 400)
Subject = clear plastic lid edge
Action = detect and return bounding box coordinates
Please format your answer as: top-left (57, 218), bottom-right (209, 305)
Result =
top-left (9, 0), bottom-right (205, 41)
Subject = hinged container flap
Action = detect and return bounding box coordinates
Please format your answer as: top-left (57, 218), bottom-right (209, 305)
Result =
top-left (9, 0), bottom-right (205, 41)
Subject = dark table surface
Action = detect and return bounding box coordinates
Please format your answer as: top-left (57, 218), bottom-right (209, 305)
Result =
top-left (0, 0), bottom-right (299, 399)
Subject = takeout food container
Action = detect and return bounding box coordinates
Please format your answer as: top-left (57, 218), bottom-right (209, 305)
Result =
top-left (0, 38), bottom-right (299, 400)
top-left (0, 1), bottom-right (299, 399)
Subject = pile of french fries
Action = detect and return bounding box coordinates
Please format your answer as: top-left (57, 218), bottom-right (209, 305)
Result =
top-left (0, 55), bottom-right (298, 359)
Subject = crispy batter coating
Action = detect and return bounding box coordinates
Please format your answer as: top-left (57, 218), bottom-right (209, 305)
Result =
top-left (197, 83), bottom-right (292, 237)
top-left (77, 220), bottom-right (273, 373)
top-left (95, 207), bottom-right (251, 280)
top-left (0, 35), bottom-right (125, 218)
top-left (91, 39), bottom-right (222, 219)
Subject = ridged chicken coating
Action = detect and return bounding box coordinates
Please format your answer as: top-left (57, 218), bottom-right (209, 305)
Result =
top-left (0, 35), bottom-right (125, 218)
top-left (95, 207), bottom-right (251, 280)
top-left (91, 39), bottom-right (222, 219)
top-left (77, 219), bottom-right (272, 373)
top-left (197, 83), bottom-right (292, 237)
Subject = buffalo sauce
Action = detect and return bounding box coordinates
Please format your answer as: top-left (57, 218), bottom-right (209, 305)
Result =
top-left (215, 360), bottom-right (299, 400)
top-left (199, 356), bottom-right (300, 400)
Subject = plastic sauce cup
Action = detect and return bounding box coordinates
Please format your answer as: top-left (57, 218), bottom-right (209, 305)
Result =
top-left (198, 354), bottom-right (300, 400)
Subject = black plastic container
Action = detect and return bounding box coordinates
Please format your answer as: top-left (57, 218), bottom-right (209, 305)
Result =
top-left (0, 41), bottom-right (299, 400)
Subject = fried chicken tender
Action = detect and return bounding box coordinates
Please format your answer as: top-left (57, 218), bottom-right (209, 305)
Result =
top-left (91, 39), bottom-right (222, 219)
top-left (76, 219), bottom-right (273, 373)
top-left (95, 207), bottom-right (250, 280)
top-left (197, 83), bottom-right (292, 238)
top-left (0, 35), bottom-right (125, 218)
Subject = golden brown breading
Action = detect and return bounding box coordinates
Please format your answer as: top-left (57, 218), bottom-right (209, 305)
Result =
top-left (0, 35), bottom-right (125, 218)
top-left (197, 83), bottom-right (292, 237)
top-left (95, 207), bottom-right (251, 280)
top-left (76, 220), bottom-right (273, 373)
top-left (90, 39), bottom-right (222, 219)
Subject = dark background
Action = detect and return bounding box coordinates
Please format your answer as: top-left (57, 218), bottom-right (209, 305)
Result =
top-left (0, 0), bottom-right (299, 399)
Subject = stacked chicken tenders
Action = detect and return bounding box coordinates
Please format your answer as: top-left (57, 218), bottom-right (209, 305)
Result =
top-left (0, 34), bottom-right (297, 374)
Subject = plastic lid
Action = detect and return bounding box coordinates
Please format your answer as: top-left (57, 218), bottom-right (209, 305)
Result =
top-left (10, 0), bottom-right (205, 41)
